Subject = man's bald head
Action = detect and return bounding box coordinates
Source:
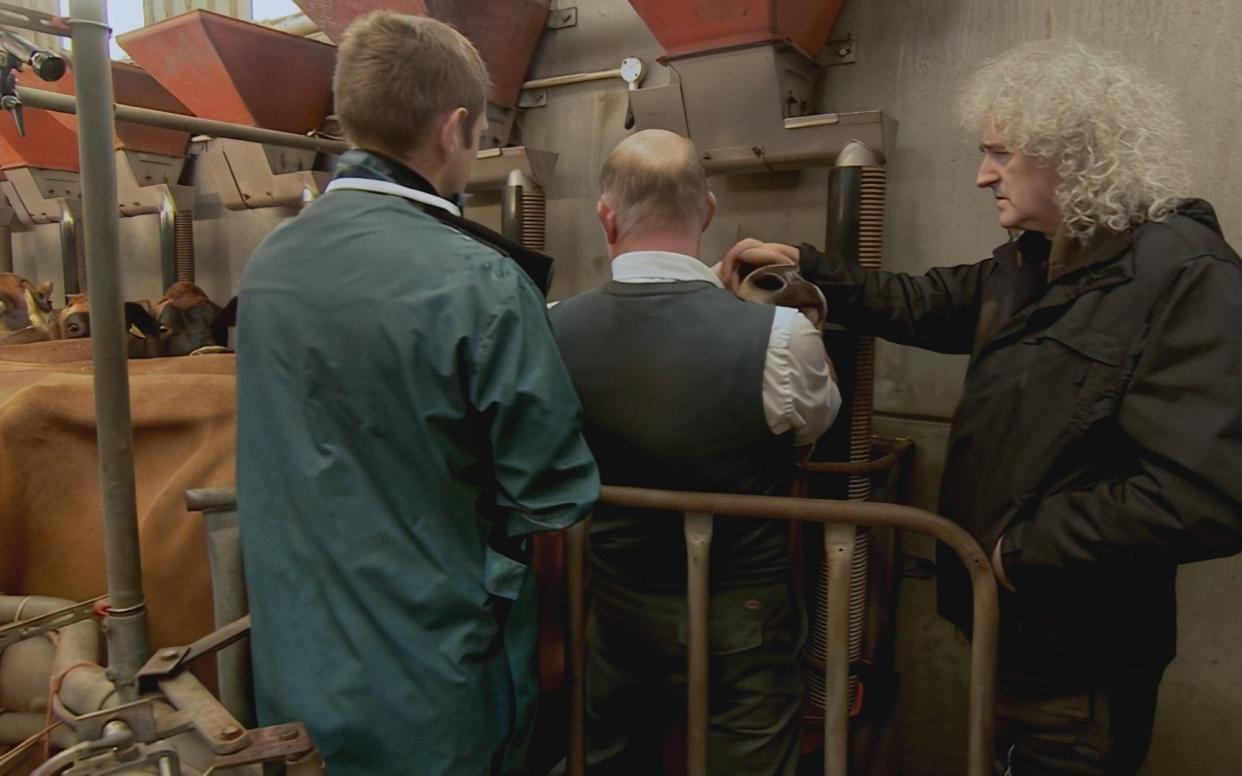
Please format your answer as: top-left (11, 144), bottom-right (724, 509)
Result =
top-left (598, 130), bottom-right (711, 241)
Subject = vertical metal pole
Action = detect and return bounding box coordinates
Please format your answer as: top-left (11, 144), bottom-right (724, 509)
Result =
top-left (0, 205), bottom-right (13, 274)
top-left (158, 194), bottom-right (177, 291)
top-left (58, 204), bottom-right (81, 297)
top-left (566, 520), bottom-right (588, 776)
top-left (200, 507), bottom-right (253, 726)
top-left (684, 513), bottom-right (713, 776)
top-left (71, 0), bottom-right (149, 702)
top-left (823, 523), bottom-right (856, 776)
top-left (501, 170), bottom-right (524, 245)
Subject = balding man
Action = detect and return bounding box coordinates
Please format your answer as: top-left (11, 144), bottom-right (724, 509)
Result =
top-left (549, 130), bottom-right (841, 775)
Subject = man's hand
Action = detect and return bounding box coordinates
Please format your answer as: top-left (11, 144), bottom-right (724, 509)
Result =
top-left (991, 537), bottom-right (1016, 593)
top-left (714, 238), bottom-right (800, 292)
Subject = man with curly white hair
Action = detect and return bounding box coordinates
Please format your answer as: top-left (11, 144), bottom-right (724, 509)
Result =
top-left (722, 40), bottom-right (1242, 774)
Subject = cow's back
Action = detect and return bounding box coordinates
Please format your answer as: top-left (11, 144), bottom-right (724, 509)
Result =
top-left (0, 345), bottom-right (235, 660)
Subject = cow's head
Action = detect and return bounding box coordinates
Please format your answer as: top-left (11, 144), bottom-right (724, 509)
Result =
top-left (58, 293), bottom-right (91, 339)
top-left (0, 273), bottom-right (58, 344)
top-left (125, 302), bottom-right (167, 359)
top-left (736, 265), bottom-right (828, 330)
top-left (155, 282), bottom-right (222, 356)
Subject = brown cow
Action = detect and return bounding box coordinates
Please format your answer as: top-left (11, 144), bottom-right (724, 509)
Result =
top-left (0, 273), bottom-right (59, 344)
top-left (54, 282), bottom-right (224, 358)
top-left (153, 281), bottom-right (225, 356)
top-left (0, 343), bottom-right (235, 677)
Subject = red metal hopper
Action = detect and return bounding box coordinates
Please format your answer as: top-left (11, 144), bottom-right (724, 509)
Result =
top-left (118, 10), bottom-right (336, 134)
top-left (293, 0), bottom-right (550, 109)
top-left (0, 62), bottom-right (192, 172)
top-left (626, 0), bottom-right (845, 60)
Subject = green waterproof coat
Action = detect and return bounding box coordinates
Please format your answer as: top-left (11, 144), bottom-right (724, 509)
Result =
top-left (236, 152), bottom-right (599, 775)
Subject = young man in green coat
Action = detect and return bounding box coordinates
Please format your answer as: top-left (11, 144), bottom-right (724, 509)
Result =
top-left (235, 12), bottom-right (599, 775)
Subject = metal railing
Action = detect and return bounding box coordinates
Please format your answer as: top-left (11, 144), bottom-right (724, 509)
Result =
top-left (586, 486), bottom-right (998, 776)
top-left (186, 485), bottom-right (996, 776)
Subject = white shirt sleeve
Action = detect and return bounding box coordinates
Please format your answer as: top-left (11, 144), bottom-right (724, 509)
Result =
top-left (763, 307), bottom-right (841, 446)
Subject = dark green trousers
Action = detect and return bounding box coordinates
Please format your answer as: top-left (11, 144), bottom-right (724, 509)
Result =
top-left (585, 578), bottom-right (805, 775)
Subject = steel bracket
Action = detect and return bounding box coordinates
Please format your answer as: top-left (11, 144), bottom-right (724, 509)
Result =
top-left (547, 6), bottom-right (577, 29)
top-left (198, 138), bottom-right (331, 210)
top-left (0, 166), bottom-right (78, 224)
top-left (136, 614), bottom-right (251, 685)
top-left (824, 36), bottom-right (858, 66)
top-left (519, 89), bottom-right (548, 109)
top-left (210, 723), bottom-right (318, 770)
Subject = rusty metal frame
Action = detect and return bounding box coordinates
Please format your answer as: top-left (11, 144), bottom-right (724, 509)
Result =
top-left (567, 486), bottom-right (999, 776)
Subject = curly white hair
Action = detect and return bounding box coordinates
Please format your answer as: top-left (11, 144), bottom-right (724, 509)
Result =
top-left (958, 40), bottom-right (1189, 240)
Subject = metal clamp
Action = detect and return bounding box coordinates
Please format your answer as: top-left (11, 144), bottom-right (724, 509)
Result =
top-left (136, 614), bottom-right (251, 684)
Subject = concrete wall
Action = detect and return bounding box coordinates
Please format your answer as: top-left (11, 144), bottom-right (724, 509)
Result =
top-left (7, 0), bottom-right (1239, 771)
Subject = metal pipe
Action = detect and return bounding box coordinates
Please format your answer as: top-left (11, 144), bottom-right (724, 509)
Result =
top-left (158, 194), bottom-right (176, 291)
top-left (683, 513), bottom-right (713, 776)
top-left (823, 524), bottom-right (855, 775)
top-left (500, 175), bottom-right (523, 246)
top-left (598, 485), bottom-right (998, 776)
top-left (56, 662), bottom-right (120, 717)
top-left (16, 86), bottom-right (349, 156)
top-left (501, 170), bottom-right (548, 252)
top-left (74, 211), bottom-right (86, 291)
top-left (0, 221), bottom-right (12, 273)
top-left (57, 208), bottom-right (79, 297)
top-left (70, 0), bottom-right (149, 702)
top-left (522, 68), bottom-right (626, 91)
top-left (200, 505), bottom-right (253, 726)
top-left (798, 437), bottom-right (913, 476)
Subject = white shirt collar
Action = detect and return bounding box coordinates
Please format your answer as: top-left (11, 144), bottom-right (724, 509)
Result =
top-left (611, 251), bottom-right (722, 288)
top-left (324, 177), bottom-right (462, 217)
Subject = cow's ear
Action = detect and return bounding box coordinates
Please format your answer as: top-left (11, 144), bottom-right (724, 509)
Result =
top-left (124, 301), bottom-right (160, 337)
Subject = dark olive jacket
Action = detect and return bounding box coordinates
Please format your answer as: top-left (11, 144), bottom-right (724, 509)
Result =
top-left (799, 201), bottom-right (1242, 681)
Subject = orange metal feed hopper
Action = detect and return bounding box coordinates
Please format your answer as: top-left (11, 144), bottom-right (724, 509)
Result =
top-left (292, 0), bottom-right (550, 109)
top-left (118, 10), bottom-right (336, 134)
top-left (626, 0), bottom-right (845, 60)
top-left (0, 62), bottom-right (192, 172)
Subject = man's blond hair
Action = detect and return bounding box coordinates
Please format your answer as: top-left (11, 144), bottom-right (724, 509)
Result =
top-left (599, 130), bottom-right (710, 239)
top-left (333, 11), bottom-right (490, 158)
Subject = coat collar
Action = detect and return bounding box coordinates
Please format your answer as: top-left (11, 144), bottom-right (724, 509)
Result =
top-left (973, 226), bottom-right (1135, 362)
top-left (1047, 225), bottom-right (1133, 283)
top-left (327, 149), bottom-right (462, 216)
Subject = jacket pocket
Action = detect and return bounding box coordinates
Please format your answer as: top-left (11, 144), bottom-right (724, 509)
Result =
top-left (1024, 328), bottom-right (1125, 430)
top-left (675, 584), bottom-right (798, 656)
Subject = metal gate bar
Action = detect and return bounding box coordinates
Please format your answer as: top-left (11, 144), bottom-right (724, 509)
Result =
top-left (569, 485), bottom-right (999, 776)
